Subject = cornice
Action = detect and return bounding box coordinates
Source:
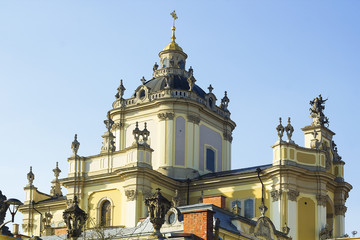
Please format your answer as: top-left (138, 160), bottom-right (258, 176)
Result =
top-left (110, 97), bottom-right (236, 129)
top-left (19, 199), bottom-right (67, 213)
top-left (62, 166), bottom-right (185, 191)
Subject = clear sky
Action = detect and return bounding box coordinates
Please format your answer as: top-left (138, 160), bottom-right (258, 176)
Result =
top-left (1, 0), bottom-right (359, 236)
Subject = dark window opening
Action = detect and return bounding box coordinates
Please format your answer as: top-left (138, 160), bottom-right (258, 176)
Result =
top-left (100, 200), bottom-right (111, 226)
top-left (206, 148), bottom-right (215, 172)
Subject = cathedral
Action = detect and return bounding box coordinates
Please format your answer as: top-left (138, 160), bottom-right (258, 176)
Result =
top-left (13, 12), bottom-right (351, 240)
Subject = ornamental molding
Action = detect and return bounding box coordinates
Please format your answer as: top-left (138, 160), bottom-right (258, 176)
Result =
top-left (158, 112), bottom-right (174, 121)
top-left (334, 204), bottom-right (347, 216)
top-left (125, 189), bottom-right (137, 201)
top-left (187, 115), bottom-right (200, 124)
top-left (271, 190), bottom-right (282, 202)
top-left (287, 190), bottom-right (299, 202)
top-left (316, 194), bottom-right (327, 207)
top-left (223, 131), bottom-right (233, 142)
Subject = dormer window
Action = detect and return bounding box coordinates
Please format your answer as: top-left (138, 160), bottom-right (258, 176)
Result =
top-left (209, 97), bottom-right (213, 108)
top-left (140, 90), bottom-right (146, 99)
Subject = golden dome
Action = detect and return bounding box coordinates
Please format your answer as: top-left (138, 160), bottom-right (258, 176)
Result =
top-left (163, 41), bottom-right (183, 52)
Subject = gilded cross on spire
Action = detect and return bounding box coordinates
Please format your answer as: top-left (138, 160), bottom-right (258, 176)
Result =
top-left (170, 10), bottom-right (178, 42)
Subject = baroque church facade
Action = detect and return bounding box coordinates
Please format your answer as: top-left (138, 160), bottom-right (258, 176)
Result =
top-left (18, 12), bottom-right (351, 240)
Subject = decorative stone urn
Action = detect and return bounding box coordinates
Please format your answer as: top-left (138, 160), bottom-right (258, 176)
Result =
top-left (63, 196), bottom-right (87, 240)
top-left (145, 188), bottom-right (171, 238)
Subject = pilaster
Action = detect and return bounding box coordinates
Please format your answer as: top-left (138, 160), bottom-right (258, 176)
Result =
top-left (334, 204), bottom-right (346, 237)
top-left (124, 188), bottom-right (138, 227)
top-left (316, 194), bottom-right (327, 239)
top-left (287, 190), bottom-right (299, 240)
top-left (270, 190), bottom-right (281, 230)
top-left (186, 119), bottom-right (194, 168)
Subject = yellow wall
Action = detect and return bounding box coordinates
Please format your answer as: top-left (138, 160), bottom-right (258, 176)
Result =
top-left (298, 197), bottom-right (315, 240)
top-left (87, 189), bottom-right (122, 227)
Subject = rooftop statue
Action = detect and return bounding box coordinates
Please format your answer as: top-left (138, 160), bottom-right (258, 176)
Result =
top-left (309, 94), bottom-right (329, 126)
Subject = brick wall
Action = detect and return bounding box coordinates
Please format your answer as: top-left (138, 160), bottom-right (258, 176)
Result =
top-left (202, 195), bottom-right (226, 209)
top-left (183, 209), bottom-right (214, 240)
top-left (54, 227), bottom-right (67, 235)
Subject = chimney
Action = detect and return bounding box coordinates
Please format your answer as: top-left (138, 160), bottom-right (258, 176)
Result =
top-left (183, 208), bottom-right (214, 240)
top-left (13, 224), bottom-right (19, 237)
top-left (203, 195), bottom-right (226, 209)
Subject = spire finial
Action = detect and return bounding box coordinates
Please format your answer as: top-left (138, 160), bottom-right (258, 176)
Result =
top-left (53, 162), bottom-right (61, 179)
top-left (208, 84), bottom-right (213, 93)
top-left (276, 117), bottom-right (284, 141)
top-left (27, 166), bottom-right (35, 186)
top-left (115, 79), bottom-right (126, 99)
top-left (170, 10), bottom-right (178, 42)
top-left (71, 134), bottom-right (80, 156)
top-left (285, 117), bottom-right (294, 143)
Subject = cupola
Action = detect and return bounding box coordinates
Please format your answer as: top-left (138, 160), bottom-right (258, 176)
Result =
top-left (158, 11), bottom-right (188, 70)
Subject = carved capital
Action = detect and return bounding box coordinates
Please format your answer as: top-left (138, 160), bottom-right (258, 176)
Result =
top-left (271, 190), bottom-right (282, 202)
top-left (287, 190), bottom-right (299, 202)
top-left (335, 204), bottom-right (347, 216)
top-left (125, 189), bottom-right (137, 201)
top-left (223, 131), bottom-right (233, 142)
top-left (158, 112), bottom-right (174, 121)
top-left (316, 194), bottom-right (327, 207)
top-left (187, 115), bottom-right (200, 124)
top-left (112, 122), bottom-right (123, 130)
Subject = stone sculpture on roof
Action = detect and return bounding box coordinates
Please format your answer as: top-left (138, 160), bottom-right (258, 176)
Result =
top-left (309, 94), bottom-right (329, 126)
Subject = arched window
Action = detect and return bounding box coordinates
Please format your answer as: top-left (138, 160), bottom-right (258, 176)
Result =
top-left (206, 148), bottom-right (215, 172)
top-left (100, 200), bottom-right (111, 227)
top-left (162, 58), bottom-right (169, 68)
top-left (178, 60), bottom-right (185, 69)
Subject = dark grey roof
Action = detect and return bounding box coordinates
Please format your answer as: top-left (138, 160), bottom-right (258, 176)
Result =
top-left (138, 75), bottom-right (206, 99)
top-left (36, 195), bottom-right (67, 204)
top-left (194, 164), bottom-right (273, 180)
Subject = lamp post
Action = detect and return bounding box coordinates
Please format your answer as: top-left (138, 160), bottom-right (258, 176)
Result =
top-left (0, 198), bottom-right (23, 229)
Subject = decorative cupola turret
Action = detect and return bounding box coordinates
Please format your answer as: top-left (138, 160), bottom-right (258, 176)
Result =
top-left (153, 11), bottom-right (188, 79)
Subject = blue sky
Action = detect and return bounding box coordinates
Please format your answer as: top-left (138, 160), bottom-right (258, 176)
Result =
top-left (0, 0), bottom-right (359, 236)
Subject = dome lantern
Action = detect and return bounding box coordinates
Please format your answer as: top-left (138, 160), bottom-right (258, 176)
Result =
top-left (158, 10), bottom-right (187, 71)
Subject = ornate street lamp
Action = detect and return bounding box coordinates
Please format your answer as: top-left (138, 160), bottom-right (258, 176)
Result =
top-left (145, 188), bottom-right (171, 238)
top-left (63, 196), bottom-right (87, 240)
top-left (0, 198), bottom-right (23, 229)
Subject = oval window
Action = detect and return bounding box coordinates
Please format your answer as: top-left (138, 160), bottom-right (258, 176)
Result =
top-left (140, 90), bottom-right (146, 99)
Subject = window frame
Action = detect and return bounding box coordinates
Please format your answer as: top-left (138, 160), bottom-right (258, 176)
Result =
top-left (231, 198), bottom-right (255, 219)
top-left (205, 145), bottom-right (217, 172)
top-left (97, 197), bottom-right (114, 227)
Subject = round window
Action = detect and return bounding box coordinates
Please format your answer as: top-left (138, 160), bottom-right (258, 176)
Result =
top-left (168, 212), bottom-right (176, 224)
